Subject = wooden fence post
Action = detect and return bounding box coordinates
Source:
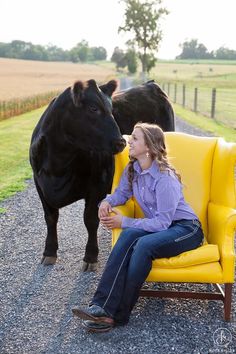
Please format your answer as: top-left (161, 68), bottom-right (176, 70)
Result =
top-left (167, 82), bottom-right (170, 96)
top-left (211, 88), bottom-right (216, 118)
top-left (194, 88), bottom-right (198, 112)
top-left (182, 84), bottom-right (186, 107)
top-left (174, 84), bottom-right (177, 103)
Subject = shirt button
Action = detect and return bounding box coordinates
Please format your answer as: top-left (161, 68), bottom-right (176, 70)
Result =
top-left (150, 207), bottom-right (152, 210)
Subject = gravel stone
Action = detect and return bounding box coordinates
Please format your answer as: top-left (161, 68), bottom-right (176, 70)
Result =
top-left (0, 117), bottom-right (235, 354)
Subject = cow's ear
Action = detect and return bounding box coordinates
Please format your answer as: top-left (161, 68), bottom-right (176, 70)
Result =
top-left (71, 81), bottom-right (84, 107)
top-left (100, 80), bottom-right (118, 97)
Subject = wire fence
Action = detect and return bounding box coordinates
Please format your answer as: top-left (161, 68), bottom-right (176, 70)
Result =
top-left (160, 82), bottom-right (236, 129)
top-left (1, 80), bottom-right (235, 130)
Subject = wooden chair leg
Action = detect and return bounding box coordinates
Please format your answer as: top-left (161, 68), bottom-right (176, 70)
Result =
top-left (224, 283), bottom-right (233, 321)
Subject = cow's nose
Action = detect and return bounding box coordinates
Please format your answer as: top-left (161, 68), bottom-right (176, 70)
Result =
top-left (113, 137), bottom-right (126, 153)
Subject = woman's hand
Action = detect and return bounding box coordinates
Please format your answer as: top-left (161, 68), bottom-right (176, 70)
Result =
top-left (98, 201), bottom-right (113, 218)
top-left (100, 208), bottom-right (123, 229)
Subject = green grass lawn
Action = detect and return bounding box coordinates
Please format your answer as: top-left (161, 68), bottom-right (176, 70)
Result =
top-left (147, 60), bottom-right (236, 129)
top-left (165, 84), bottom-right (236, 129)
top-left (0, 107), bottom-right (44, 209)
top-left (173, 103), bottom-right (236, 142)
top-left (151, 60), bottom-right (236, 88)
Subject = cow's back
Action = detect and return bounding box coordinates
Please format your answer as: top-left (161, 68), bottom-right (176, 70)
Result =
top-left (112, 81), bottom-right (175, 134)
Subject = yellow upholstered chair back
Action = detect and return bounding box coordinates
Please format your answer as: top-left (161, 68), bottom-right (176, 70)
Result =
top-left (165, 133), bottom-right (217, 237)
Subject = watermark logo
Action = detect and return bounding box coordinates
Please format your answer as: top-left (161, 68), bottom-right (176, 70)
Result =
top-left (213, 328), bottom-right (232, 347)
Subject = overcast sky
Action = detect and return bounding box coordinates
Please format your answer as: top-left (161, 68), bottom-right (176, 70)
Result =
top-left (0, 0), bottom-right (235, 59)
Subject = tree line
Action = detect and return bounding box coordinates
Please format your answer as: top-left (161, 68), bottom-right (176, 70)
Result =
top-left (0, 39), bottom-right (107, 62)
top-left (2, 1), bottom-right (234, 77)
top-left (0, 0), bottom-right (169, 75)
top-left (177, 39), bottom-right (236, 60)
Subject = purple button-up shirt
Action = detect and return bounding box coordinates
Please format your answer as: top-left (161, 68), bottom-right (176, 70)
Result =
top-left (104, 160), bottom-right (198, 232)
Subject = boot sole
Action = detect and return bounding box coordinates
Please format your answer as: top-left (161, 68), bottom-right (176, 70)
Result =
top-left (82, 321), bottom-right (113, 333)
top-left (72, 308), bottom-right (114, 326)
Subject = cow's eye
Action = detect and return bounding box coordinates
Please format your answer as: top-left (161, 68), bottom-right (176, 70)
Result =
top-left (89, 105), bottom-right (99, 113)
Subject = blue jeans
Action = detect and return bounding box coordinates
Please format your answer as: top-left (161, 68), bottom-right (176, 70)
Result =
top-left (91, 219), bottom-right (204, 325)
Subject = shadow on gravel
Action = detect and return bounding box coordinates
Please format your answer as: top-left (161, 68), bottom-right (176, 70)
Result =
top-left (0, 264), bottom-right (54, 341)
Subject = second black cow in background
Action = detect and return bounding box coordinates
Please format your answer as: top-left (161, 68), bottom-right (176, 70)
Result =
top-left (111, 80), bottom-right (175, 134)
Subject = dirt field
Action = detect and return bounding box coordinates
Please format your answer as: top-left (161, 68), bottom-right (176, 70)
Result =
top-left (0, 58), bottom-right (117, 100)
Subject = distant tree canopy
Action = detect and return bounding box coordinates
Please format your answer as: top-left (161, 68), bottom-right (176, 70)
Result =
top-left (111, 46), bottom-right (138, 74)
top-left (119, 0), bottom-right (169, 73)
top-left (0, 40), bottom-right (107, 62)
top-left (111, 47), bottom-right (128, 70)
top-left (177, 39), bottom-right (236, 60)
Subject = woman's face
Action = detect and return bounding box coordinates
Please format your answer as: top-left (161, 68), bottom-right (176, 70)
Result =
top-left (128, 127), bottom-right (149, 159)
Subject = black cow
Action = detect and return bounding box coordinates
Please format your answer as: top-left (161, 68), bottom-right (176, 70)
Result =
top-left (30, 79), bottom-right (174, 271)
top-left (111, 80), bottom-right (175, 133)
top-left (30, 79), bottom-right (126, 270)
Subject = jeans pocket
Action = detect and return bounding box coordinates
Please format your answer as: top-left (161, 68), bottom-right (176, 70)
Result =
top-left (174, 226), bottom-right (198, 242)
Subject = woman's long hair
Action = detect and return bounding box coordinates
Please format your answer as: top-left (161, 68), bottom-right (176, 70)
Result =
top-left (127, 123), bottom-right (181, 188)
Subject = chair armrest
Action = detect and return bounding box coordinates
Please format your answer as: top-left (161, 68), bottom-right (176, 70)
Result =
top-left (111, 199), bottom-right (134, 247)
top-left (208, 202), bottom-right (236, 282)
top-left (112, 228), bottom-right (122, 247)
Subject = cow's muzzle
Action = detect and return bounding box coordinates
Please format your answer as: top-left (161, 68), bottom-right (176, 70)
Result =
top-left (112, 137), bottom-right (126, 153)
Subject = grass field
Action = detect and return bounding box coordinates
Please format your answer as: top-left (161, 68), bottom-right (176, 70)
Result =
top-left (0, 107), bottom-right (43, 210)
top-left (148, 59), bottom-right (236, 129)
top-left (151, 60), bottom-right (236, 88)
top-left (0, 58), bottom-right (117, 100)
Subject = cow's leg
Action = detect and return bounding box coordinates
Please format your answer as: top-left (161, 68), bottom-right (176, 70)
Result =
top-left (82, 199), bottom-right (99, 271)
top-left (41, 204), bottom-right (59, 265)
top-left (35, 180), bottom-right (59, 265)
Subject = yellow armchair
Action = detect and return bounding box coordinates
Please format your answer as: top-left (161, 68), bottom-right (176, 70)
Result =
top-left (111, 133), bottom-right (236, 321)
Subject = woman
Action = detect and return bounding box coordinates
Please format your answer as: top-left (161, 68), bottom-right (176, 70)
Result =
top-left (72, 123), bottom-right (204, 332)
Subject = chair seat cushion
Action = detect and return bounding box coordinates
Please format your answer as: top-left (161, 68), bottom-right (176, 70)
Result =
top-left (153, 244), bottom-right (220, 269)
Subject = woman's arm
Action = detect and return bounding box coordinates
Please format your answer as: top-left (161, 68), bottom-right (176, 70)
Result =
top-left (103, 167), bottom-right (133, 207)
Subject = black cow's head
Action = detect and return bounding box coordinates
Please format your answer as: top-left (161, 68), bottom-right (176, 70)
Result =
top-left (67, 79), bottom-right (125, 154)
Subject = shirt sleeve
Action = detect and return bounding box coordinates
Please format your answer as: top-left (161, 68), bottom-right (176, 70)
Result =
top-left (121, 175), bottom-right (181, 232)
top-left (103, 167), bottom-right (133, 207)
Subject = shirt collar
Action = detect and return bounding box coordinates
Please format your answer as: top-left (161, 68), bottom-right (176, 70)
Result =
top-left (133, 160), bottom-right (160, 178)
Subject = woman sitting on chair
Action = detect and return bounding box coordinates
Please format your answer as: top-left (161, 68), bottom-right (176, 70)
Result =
top-left (72, 122), bottom-right (204, 332)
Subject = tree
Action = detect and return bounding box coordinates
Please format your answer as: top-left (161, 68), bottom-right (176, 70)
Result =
top-left (119, 0), bottom-right (169, 74)
top-left (90, 46), bottom-right (107, 61)
top-left (145, 53), bottom-right (157, 73)
top-left (126, 48), bottom-right (138, 73)
top-left (215, 46), bottom-right (236, 60)
top-left (76, 40), bottom-right (89, 62)
top-left (177, 39), bottom-right (213, 59)
top-left (111, 47), bottom-right (127, 70)
top-left (46, 44), bottom-right (70, 61)
top-left (69, 47), bottom-right (80, 63)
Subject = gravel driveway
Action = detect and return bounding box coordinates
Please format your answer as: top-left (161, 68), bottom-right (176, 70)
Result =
top-left (0, 117), bottom-right (235, 354)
